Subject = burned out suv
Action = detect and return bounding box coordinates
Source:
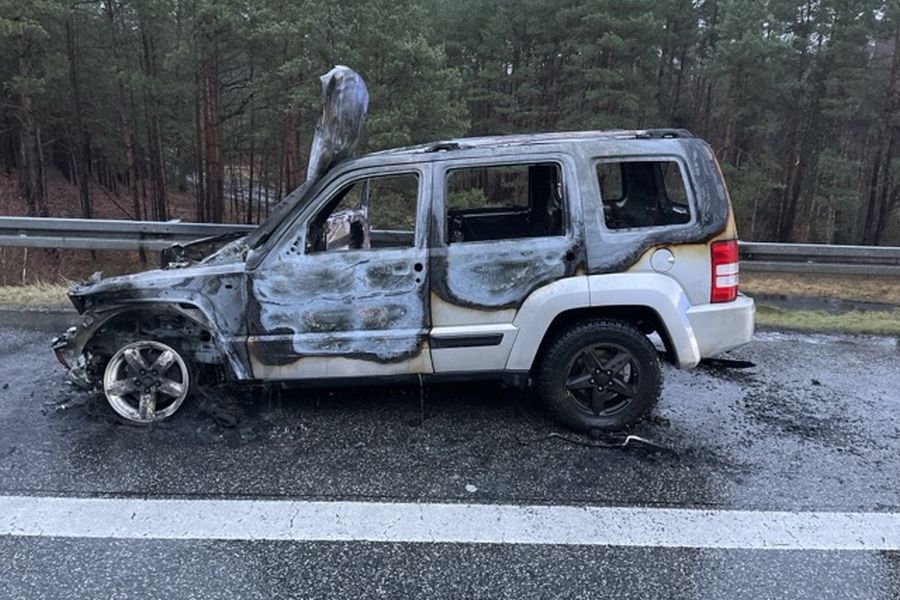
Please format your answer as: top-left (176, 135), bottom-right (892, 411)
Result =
top-left (53, 127), bottom-right (754, 431)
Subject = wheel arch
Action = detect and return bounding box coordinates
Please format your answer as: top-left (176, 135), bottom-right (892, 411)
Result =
top-left (532, 305), bottom-right (676, 369)
top-left (505, 273), bottom-right (701, 372)
top-left (68, 301), bottom-right (249, 382)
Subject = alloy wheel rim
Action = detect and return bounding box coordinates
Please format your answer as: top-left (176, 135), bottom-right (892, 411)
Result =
top-left (564, 342), bottom-right (640, 417)
top-left (103, 341), bottom-right (189, 423)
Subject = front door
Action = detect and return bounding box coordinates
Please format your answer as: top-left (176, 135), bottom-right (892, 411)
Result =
top-left (246, 166), bottom-right (433, 380)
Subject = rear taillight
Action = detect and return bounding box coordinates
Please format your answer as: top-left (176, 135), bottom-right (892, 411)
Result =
top-left (710, 240), bottom-right (739, 303)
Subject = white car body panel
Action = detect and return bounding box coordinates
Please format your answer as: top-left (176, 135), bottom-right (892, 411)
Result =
top-left (430, 294), bottom-right (516, 326)
top-left (687, 294), bottom-right (755, 358)
top-left (504, 276), bottom-right (592, 371)
top-left (430, 323), bottom-right (519, 372)
top-left (623, 243), bottom-right (714, 306)
top-left (503, 272), bottom-right (754, 372)
top-left (588, 273), bottom-right (701, 368)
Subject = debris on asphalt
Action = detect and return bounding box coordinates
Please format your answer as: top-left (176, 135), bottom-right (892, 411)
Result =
top-left (547, 430), bottom-right (678, 456)
top-left (194, 386), bottom-right (244, 428)
top-left (699, 357), bottom-right (756, 369)
top-left (42, 392), bottom-right (88, 414)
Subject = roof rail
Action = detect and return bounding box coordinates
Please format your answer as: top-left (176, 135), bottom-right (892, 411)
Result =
top-left (424, 141), bottom-right (463, 152)
top-left (634, 128), bottom-right (694, 139)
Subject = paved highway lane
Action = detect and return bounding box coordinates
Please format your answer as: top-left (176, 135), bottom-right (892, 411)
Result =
top-left (2, 538), bottom-right (898, 600)
top-left (0, 313), bottom-right (898, 598)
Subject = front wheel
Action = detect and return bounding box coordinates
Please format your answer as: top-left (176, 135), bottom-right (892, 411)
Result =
top-left (537, 319), bottom-right (662, 432)
top-left (102, 340), bottom-right (191, 424)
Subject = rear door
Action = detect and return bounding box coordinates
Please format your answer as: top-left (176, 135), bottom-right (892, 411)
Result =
top-left (429, 155), bottom-right (583, 373)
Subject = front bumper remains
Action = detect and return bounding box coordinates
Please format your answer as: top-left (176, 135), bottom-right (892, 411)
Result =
top-left (52, 327), bottom-right (94, 389)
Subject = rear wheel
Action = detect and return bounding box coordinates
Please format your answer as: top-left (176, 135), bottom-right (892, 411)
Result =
top-left (538, 319), bottom-right (661, 432)
top-left (102, 340), bottom-right (191, 424)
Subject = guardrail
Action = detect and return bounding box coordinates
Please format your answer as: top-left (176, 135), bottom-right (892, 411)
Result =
top-left (0, 217), bottom-right (255, 251)
top-left (1, 216), bottom-right (899, 276)
top-left (738, 242), bottom-right (900, 276)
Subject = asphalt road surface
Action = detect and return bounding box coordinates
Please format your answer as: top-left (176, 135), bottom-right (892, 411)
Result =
top-left (0, 311), bottom-right (898, 599)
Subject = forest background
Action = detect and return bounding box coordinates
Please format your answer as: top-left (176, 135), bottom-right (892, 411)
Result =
top-left (2, 0), bottom-right (899, 266)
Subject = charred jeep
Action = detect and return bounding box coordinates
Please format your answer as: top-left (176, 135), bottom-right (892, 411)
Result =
top-left (53, 70), bottom-right (754, 430)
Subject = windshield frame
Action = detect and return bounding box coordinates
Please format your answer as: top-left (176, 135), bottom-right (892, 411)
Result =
top-left (244, 179), bottom-right (316, 250)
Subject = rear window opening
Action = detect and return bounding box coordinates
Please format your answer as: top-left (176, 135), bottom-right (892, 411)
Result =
top-left (445, 163), bottom-right (565, 244)
top-left (596, 160), bottom-right (692, 230)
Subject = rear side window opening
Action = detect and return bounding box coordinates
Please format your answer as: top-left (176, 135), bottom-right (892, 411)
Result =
top-left (595, 159), bottom-right (692, 230)
top-left (444, 162), bottom-right (565, 244)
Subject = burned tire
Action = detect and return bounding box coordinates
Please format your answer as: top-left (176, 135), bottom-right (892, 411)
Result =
top-left (102, 340), bottom-right (192, 425)
top-left (537, 319), bottom-right (662, 432)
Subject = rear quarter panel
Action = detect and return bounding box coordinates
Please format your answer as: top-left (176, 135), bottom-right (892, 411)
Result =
top-left (577, 138), bottom-right (732, 279)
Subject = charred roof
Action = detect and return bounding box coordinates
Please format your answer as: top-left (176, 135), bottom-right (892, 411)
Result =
top-left (369, 129), bottom-right (695, 157)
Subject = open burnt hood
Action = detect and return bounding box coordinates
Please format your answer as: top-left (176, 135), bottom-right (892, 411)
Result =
top-left (238, 65), bottom-right (369, 251)
top-left (163, 66), bottom-right (369, 267)
top-left (307, 65), bottom-right (369, 180)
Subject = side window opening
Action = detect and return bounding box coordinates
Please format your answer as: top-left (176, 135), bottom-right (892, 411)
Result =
top-left (596, 160), bottom-right (691, 230)
top-left (307, 173), bottom-right (418, 253)
top-left (445, 163), bottom-right (565, 244)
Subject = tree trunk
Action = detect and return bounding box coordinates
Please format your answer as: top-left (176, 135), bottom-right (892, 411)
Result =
top-left (667, 43), bottom-right (689, 122)
top-left (114, 73), bottom-right (145, 265)
top-left (775, 30), bottom-right (813, 242)
top-left (873, 132), bottom-right (896, 243)
top-left (16, 35), bottom-right (47, 217)
top-left (1, 113), bottom-right (17, 175)
top-left (246, 137), bottom-right (255, 225)
top-left (245, 65), bottom-right (255, 224)
top-left (66, 14), bottom-right (92, 219)
top-left (229, 161), bottom-right (237, 221)
top-left (105, 0), bottom-right (143, 232)
top-left (256, 152), bottom-right (266, 223)
top-left (862, 22), bottom-right (900, 245)
top-left (282, 111), bottom-right (300, 193)
top-left (200, 32), bottom-right (223, 223)
top-left (139, 10), bottom-right (168, 221)
top-left (114, 75), bottom-right (141, 223)
top-left (193, 65), bottom-right (205, 221)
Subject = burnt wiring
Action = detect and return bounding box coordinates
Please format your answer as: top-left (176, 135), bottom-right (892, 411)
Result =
top-left (547, 430), bottom-right (677, 454)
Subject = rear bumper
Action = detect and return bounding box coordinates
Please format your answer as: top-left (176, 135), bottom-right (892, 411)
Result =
top-left (685, 294), bottom-right (755, 361)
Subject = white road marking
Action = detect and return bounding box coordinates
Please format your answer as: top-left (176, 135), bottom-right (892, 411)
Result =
top-left (1, 495), bottom-right (898, 550)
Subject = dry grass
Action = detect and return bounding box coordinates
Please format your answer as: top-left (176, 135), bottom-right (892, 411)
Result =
top-left (2, 274), bottom-right (899, 337)
top-left (742, 272), bottom-right (900, 305)
top-left (0, 282), bottom-right (71, 308)
top-left (755, 304), bottom-right (900, 336)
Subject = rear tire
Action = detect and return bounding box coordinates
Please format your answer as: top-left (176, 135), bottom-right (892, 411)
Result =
top-left (537, 319), bottom-right (662, 432)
